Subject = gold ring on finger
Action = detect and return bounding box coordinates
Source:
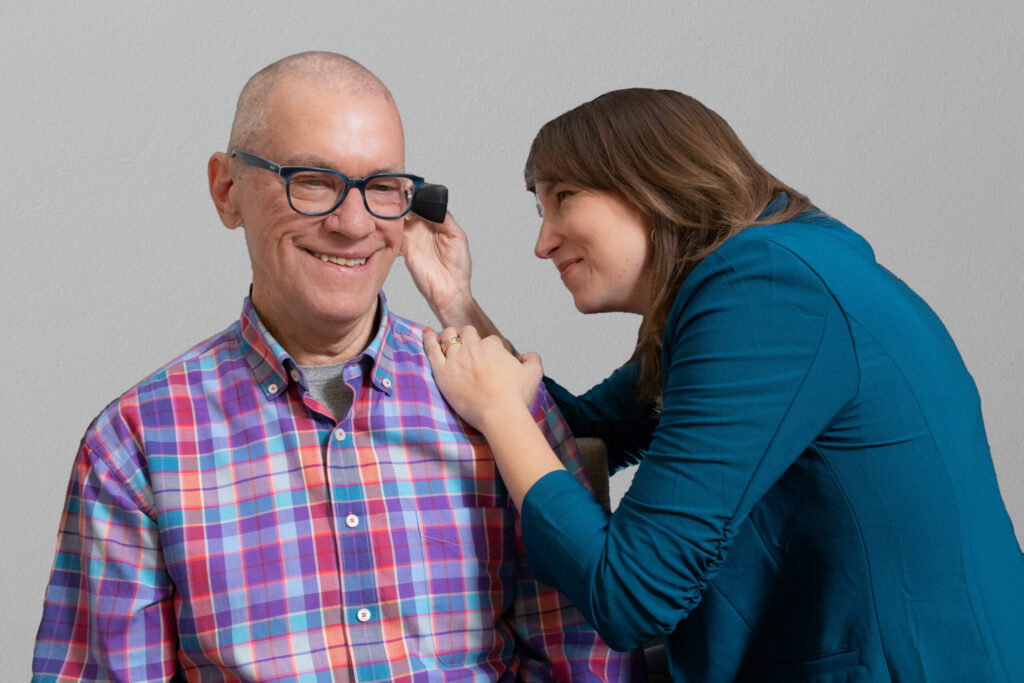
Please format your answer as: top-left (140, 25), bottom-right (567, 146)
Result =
top-left (440, 336), bottom-right (463, 355)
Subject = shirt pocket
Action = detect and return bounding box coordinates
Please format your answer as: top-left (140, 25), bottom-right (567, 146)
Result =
top-left (412, 506), bottom-right (518, 668)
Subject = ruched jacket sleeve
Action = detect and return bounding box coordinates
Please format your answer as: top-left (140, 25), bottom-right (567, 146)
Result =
top-left (522, 233), bottom-right (860, 651)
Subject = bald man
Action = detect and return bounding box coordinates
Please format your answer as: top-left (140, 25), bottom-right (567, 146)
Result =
top-left (32, 52), bottom-right (638, 681)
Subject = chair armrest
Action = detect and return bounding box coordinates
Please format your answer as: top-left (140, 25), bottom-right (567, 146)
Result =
top-left (574, 437), bottom-right (610, 509)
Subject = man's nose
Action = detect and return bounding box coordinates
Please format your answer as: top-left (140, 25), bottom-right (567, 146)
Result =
top-left (325, 188), bottom-right (375, 238)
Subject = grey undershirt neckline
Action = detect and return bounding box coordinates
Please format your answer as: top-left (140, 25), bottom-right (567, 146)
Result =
top-left (297, 361), bottom-right (354, 421)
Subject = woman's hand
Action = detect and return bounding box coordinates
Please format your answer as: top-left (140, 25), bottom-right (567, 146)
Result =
top-left (424, 325), bottom-right (544, 436)
top-left (402, 211), bottom-right (474, 323)
top-left (405, 213), bottom-right (521, 356)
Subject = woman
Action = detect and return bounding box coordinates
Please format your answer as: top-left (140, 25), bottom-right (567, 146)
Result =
top-left (402, 89), bottom-right (1024, 681)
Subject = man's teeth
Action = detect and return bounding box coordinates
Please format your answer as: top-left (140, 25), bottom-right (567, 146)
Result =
top-left (313, 251), bottom-right (367, 267)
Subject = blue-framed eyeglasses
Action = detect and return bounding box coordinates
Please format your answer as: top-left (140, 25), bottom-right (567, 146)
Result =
top-left (230, 148), bottom-right (425, 219)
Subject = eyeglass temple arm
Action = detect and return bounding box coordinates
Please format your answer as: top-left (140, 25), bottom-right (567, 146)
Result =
top-left (231, 149), bottom-right (281, 174)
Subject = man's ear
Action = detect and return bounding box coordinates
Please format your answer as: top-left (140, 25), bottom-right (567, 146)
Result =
top-left (208, 152), bottom-right (242, 229)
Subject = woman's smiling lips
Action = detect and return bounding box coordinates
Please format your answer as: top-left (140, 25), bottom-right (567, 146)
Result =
top-left (556, 258), bottom-right (581, 280)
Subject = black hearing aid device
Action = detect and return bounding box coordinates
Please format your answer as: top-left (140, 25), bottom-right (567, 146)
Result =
top-left (410, 183), bottom-right (448, 223)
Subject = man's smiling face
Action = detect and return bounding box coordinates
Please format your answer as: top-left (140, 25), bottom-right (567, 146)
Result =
top-left (230, 77), bottom-right (407, 353)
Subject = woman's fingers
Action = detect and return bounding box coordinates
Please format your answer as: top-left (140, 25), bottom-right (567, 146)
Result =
top-left (425, 325), bottom-right (480, 369)
top-left (519, 351), bottom-right (543, 374)
top-left (423, 327), bottom-right (447, 370)
top-left (421, 325), bottom-right (544, 433)
top-left (457, 325), bottom-right (481, 343)
top-left (437, 326), bottom-right (463, 357)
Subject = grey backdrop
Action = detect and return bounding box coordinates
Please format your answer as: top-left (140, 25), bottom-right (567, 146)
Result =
top-left (4, 1), bottom-right (1022, 672)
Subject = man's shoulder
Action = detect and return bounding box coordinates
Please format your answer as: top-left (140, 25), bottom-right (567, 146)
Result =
top-left (78, 321), bottom-right (241, 471)
top-left (101, 322), bottom-right (242, 416)
top-left (384, 308), bottom-right (568, 430)
top-left (142, 323), bottom-right (241, 388)
top-left (382, 310), bottom-right (433, 373)
top-left (385, 310), bottom-right (427, 349)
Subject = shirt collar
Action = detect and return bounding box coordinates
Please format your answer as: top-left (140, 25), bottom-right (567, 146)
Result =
top-left (236, 293), bottom-right (397, 399)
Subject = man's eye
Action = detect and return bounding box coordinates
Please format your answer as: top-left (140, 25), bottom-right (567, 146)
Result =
top-left (294, 174), bottom-right (330, 188)
top-left (367, 180), bottom-right (401, 193)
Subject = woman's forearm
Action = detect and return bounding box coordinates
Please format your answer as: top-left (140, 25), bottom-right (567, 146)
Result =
top-left (478, 405), bottom-right (565, 509)
top-left (435, 295), bottom-right (520, 357)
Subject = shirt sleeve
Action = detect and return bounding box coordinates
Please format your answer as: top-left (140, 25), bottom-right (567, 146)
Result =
top-left (521, 237), bottom-right (860, 651)
top-left (32, 405), bottom-right (178, 681)
top-left (507, 387), bottom-right (642, 681)
top-left (543, 363), bottom-right (659, 473)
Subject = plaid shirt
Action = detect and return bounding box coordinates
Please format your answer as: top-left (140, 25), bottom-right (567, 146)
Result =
top-left (33, 295), bottom-right (637, 682)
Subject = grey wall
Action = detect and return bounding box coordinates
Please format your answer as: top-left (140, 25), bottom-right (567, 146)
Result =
top-left (4, 1), bottom-right (1022, 672)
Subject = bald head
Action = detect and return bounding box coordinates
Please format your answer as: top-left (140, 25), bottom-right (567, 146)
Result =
top-left (227, 51), bottom-right (394, 152)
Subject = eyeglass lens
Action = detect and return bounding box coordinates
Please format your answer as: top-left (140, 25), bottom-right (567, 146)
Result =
top-left (288, 172), bottom-right (414, 217)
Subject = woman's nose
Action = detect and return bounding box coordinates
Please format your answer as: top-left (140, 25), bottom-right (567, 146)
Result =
top-left (534, 219), bottom-right (559, 259)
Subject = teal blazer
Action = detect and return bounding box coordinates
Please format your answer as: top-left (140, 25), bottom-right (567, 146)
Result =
top-left (525, 209), bottom-right (1024, 681)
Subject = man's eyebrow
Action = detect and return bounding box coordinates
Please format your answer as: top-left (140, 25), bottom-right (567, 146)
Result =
top-left (281, 154), bottom-right (404, 176)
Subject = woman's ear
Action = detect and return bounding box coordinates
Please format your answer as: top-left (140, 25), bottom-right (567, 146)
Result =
top-left (208, 152), bottom-right (242, 229)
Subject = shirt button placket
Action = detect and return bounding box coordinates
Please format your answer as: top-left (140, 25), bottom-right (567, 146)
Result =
top-left (330, 419), bottom-right (382, 662)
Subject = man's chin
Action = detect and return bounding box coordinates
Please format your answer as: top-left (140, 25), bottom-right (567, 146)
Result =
top-left (313, 297), bottom-right (382, 331)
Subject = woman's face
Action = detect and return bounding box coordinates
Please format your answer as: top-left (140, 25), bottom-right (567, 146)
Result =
top-left (533, 181), bottom-right (653, 315)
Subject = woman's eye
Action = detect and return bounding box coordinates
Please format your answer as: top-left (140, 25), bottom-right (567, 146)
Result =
top-left (555, 190), bottom-right (573, 203)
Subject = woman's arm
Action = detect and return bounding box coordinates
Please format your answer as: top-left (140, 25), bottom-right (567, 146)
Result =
top-left (408, 213), bottom-right (658, 481)
top-left (522, 239), bottom-right (861, 649)
top-left (403, 213), bottom-right (518, 355)
top-left (426, 237), bottom-right (860, 650)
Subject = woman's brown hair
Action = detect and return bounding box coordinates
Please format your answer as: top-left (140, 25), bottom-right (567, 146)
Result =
top-left (524, 88), bottom-right (812, 406)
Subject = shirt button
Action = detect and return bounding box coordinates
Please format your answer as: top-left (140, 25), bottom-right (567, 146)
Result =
top-left (381, 378), bottom-right (392, 388)
top-left (334, 428), bottom-right (346, 441)
top-left (345, 514), bottom-right (359, 528)
top-left (267, 382), bottom-right (279, 394)
top-left (290, 369), bottom-right (301, 382)
top-left (356, 608), bottom-right (372, 623)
